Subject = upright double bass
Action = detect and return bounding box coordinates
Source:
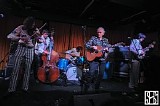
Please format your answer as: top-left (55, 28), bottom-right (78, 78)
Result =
top-left (37, 28), bottom-right (60, 84)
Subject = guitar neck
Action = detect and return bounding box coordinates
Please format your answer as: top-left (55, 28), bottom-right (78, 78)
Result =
top-left (143, 47), bottom-right (150, 52)
top-left (143, 42), bottom-right (155, 52)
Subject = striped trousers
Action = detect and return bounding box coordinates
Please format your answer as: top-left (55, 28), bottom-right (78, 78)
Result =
top-left (8, 45), bottom-right (34, 92)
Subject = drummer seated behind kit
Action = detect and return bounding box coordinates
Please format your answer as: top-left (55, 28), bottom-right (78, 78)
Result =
top-left (65, 46), bottom-right (83, 65)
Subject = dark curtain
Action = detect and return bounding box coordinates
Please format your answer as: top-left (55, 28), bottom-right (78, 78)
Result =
top-left (0, 15), bottom-right (160, 70)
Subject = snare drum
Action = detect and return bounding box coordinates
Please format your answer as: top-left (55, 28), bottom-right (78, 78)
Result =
top-left (57, 58), bottom-right (69, 71)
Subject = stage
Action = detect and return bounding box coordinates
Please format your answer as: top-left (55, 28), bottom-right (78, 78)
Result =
top-left (1, 54), bottom-right (160, 106)
top-left (0, 74), bottom-right (146, 106)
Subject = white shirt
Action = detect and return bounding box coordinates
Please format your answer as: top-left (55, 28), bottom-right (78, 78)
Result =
top-left (35, 35), bottom-right (50, 54)
top-left (65, 48), bottom-right (80, 61)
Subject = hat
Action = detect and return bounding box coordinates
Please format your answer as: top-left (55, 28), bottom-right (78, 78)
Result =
top-left (138, 33), bottom-right (146, 39)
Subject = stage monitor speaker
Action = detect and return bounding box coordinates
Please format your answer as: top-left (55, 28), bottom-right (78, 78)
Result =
top-left (74, 93), bottom-right (110, 106)
top-left (3, 54), bottom-right (15, 80)
top-left (108, 46), bottom-right (132, 60)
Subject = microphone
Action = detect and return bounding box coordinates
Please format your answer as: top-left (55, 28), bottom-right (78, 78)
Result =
top-left (0, 14), bottom-right (4, 18)
top-left (127, 37), bottom-right (132, 39)
top-left (82, 25), bottom-right (86, 29)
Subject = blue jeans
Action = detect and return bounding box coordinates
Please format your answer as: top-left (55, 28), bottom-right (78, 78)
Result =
top-left (88, 60), bottom-right (106, 89)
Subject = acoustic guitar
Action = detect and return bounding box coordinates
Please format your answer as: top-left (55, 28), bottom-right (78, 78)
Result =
top-left (86, 42), bottom-right (125, 61)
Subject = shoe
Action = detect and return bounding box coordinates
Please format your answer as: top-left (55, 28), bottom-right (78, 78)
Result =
top-left (122, 92), bottom-right (127, 95)
top-left (129, 83), bottom-right (134, 89)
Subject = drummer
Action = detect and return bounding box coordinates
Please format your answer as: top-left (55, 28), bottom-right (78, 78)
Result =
top-left (65, 46), bottom-right (83, 65)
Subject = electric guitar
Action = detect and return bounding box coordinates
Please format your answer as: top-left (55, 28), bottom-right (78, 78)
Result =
top-left (86, 42), bottom-right (125, 61)
top-left (137, 41), bottom-right (156, 59)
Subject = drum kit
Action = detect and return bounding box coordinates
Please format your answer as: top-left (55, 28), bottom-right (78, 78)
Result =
top-left (46, 51), bottom-right (88, 85)
top-left (57, 56), bottom-right (87, 83)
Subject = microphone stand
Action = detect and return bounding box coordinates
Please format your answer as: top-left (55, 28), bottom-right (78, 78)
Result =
top-left (0, 52), bottom-right (9, 66)
top-left (80, 25), bottom-right (88, 93)
top-left (0, 52), bottom-right (9, 79)
top-left (82, 25), bottom-right (87, 68)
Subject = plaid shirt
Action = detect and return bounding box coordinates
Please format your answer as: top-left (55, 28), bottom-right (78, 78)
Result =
top-left (85, 36), bottom-right (111, 60)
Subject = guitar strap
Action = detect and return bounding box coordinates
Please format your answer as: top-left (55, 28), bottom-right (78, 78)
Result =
top-left (101, 39), bottom-right (107, 59)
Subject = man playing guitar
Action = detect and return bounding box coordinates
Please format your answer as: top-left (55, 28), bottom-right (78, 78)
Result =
top-left (130, 33), bottom-right (155, 60)
top-left (129, 33), bottom-right (155, 90)
top-left (84, 27), bottom-right (111, 92)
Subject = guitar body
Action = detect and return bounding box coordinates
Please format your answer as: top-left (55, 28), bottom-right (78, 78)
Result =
top-left (137, 41), bottom-right (156, 60)
top-left (85, 42), bottom-right (126, 61)
top-left (86, 46), bottom-right (103, 61)
top-left (137, 50), bottom-right (146, 59)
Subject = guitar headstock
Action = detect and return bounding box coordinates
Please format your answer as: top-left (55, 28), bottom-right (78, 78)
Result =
top-left (148, 41), bottom-right (156, 48)
top-left (152, 41), bottom-right (156, 45)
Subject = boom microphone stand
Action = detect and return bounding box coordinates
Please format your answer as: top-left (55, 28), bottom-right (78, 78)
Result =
top-left (80, 25), bottom-right (89, 93)
top-left (0, 52), bottom-right (9, 64)
top-left (82, 25), bottom-right (87, 70)
top-left (0, 52), bottom-right (9, 79)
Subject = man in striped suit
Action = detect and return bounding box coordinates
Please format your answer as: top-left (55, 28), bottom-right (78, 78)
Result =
top-left (7, 16), bottom-right (40, 94)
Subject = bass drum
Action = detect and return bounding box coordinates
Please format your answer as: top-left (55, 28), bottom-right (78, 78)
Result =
top-left (66, 64), bottom-right (82, 81)
top-left (57, 58), bottom-right (70, 71)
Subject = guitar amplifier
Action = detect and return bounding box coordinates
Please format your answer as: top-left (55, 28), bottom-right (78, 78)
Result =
top-left (108, 46), bottom-right (132, 60)
top-left (107, 46), bottom-right (131, 78)
top-left (120, 46), bottom-right (132, 60)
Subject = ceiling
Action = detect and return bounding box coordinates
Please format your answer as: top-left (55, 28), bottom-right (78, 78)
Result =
top-left (1, 0), bottom-right (160, 29)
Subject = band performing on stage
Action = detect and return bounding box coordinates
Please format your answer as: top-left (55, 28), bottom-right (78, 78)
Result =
top-left (2, 16), bottom-right (156, 97)
top-left (1, 0), bottom-right (160, 105)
